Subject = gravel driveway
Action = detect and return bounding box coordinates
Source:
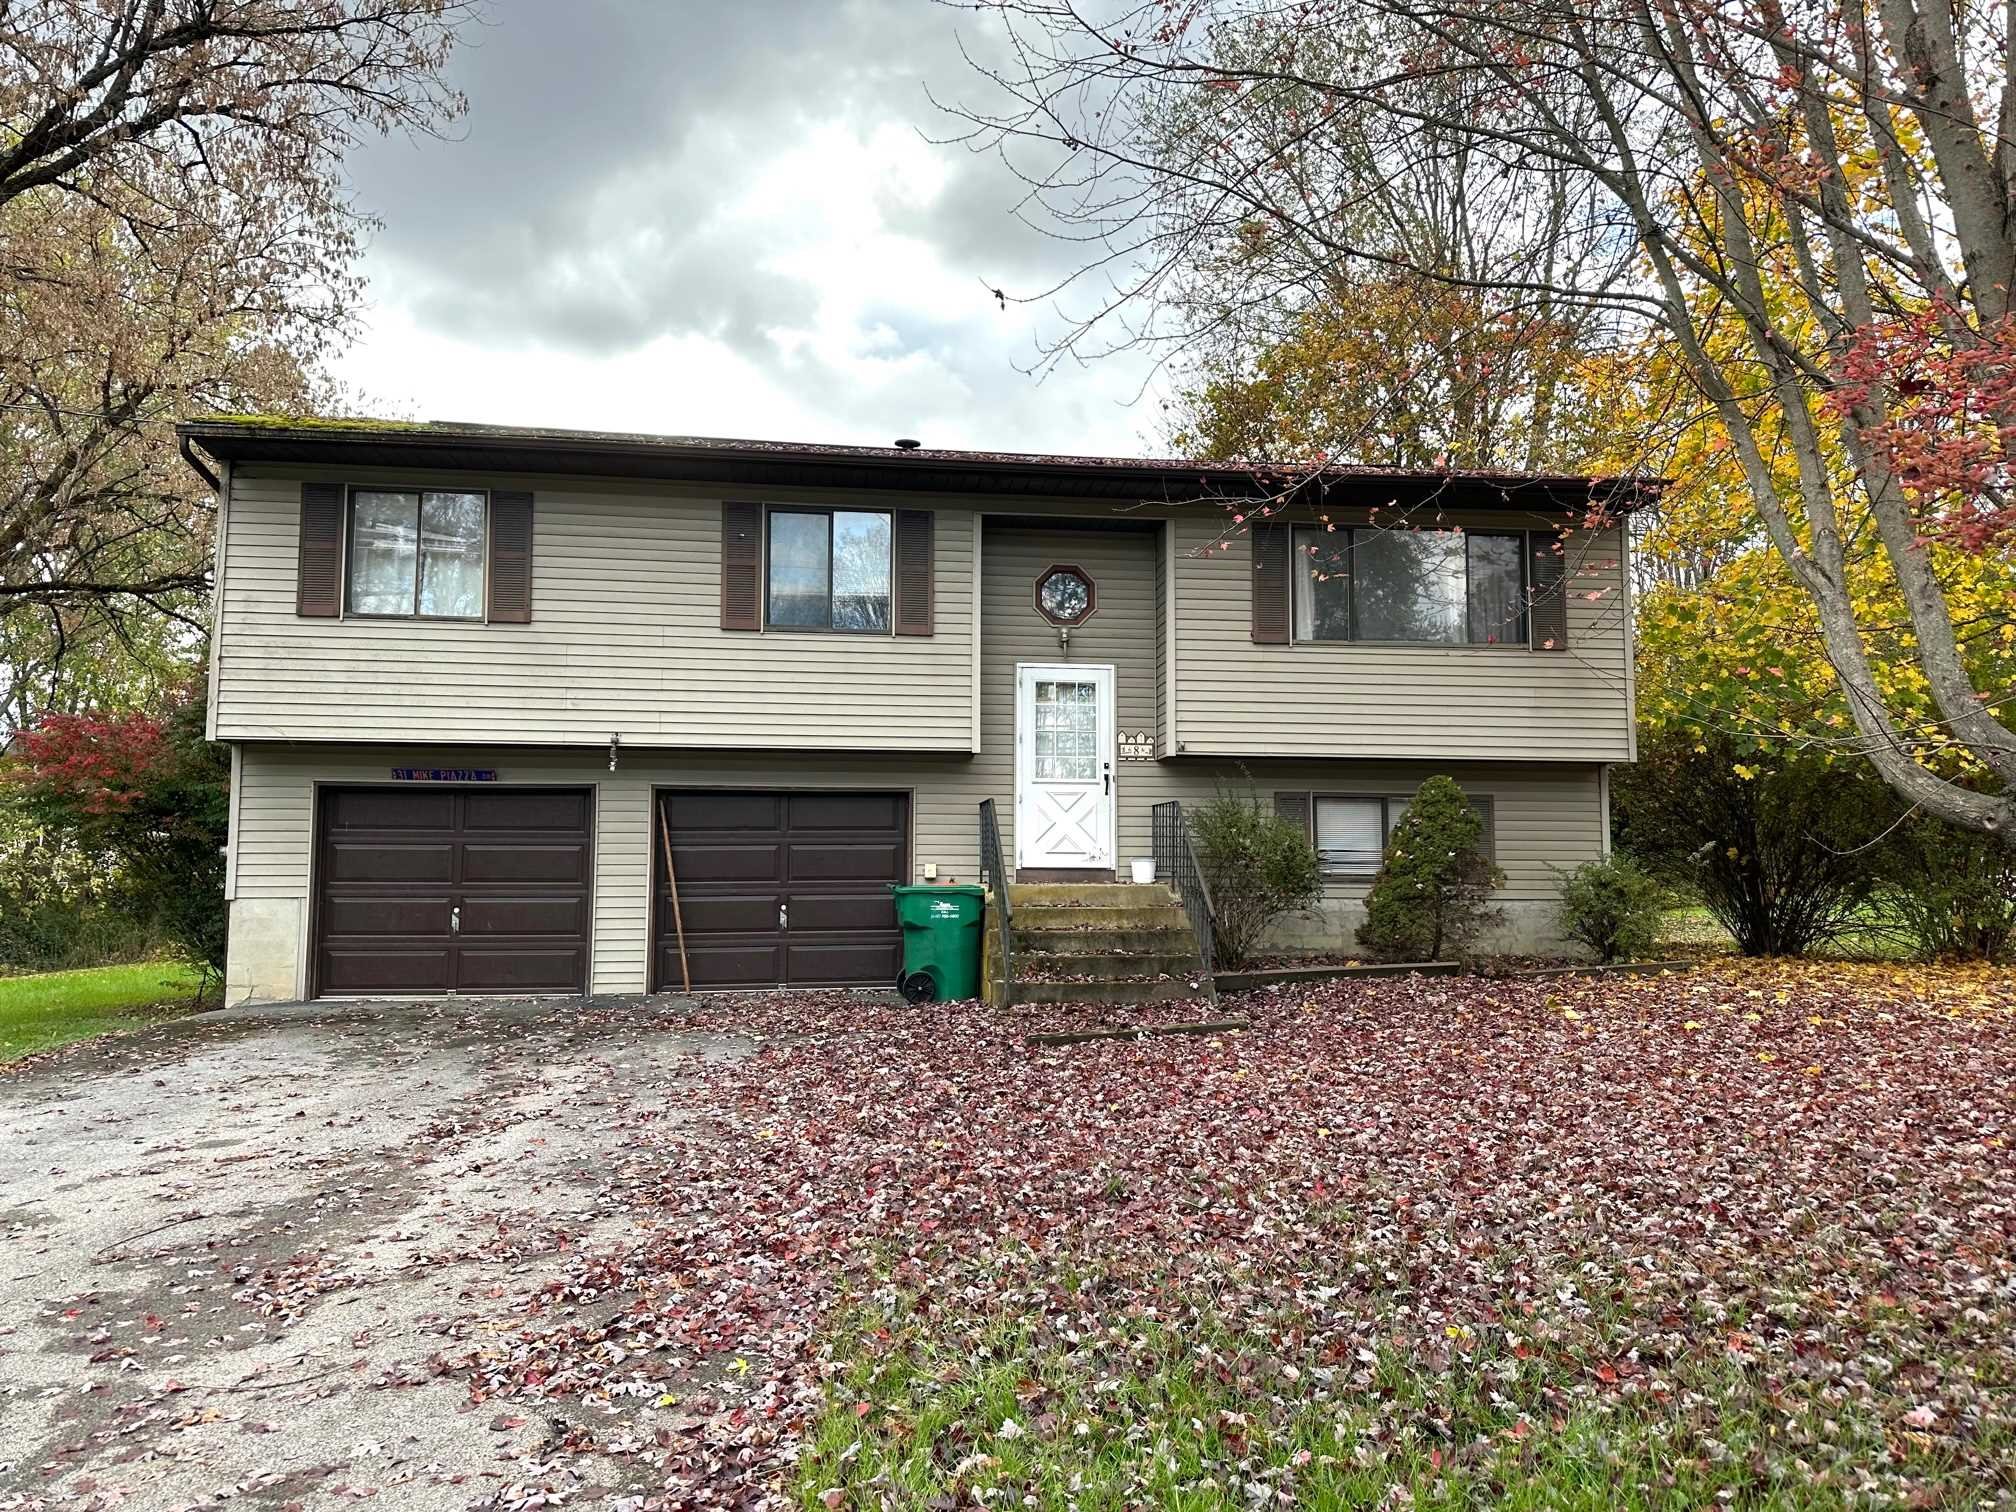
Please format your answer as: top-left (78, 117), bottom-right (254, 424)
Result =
top-left (0, 997), bottom-right (749, 1512)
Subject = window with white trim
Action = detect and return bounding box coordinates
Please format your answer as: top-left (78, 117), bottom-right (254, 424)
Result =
top-left (1311, 793), bottom-right (1495, 878)
top-left (346, 489), bottom-right (487, 619)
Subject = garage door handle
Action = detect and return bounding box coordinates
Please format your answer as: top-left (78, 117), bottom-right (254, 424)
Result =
top-left (450, 906), bottom-right (461, 935)
top-left (778, 903), bottom-right (788, 931)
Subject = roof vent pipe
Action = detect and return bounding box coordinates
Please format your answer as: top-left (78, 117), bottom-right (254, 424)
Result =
top-left (893, 438), bottom-right (921, 450)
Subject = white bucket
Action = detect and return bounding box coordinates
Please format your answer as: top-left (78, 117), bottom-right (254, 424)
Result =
top-left (1130, 857), bottom-right (1157, 885)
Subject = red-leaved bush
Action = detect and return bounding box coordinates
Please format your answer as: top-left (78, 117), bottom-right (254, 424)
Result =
top-left (5, 687), bottom-right (227, 974)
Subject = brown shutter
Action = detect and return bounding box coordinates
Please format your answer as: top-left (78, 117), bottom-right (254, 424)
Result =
top-left (893, 508), bottom-right (934, 635)
top-left (1251, 520), bottom-right (1289, 643)
top-left (721, 502), bottom-right (761, 631)
top-left (488, 490), bottom-right (534, 623)
top-left (296, 482), bottom-right (344, 617)
top-left (1274, 790), bottom-right (1311, 839)
top-left (1529, 532), bottom-right (1568, 651)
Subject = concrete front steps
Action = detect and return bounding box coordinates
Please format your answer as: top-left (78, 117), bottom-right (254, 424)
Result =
top-left (985, 882), bottom-right (1214, 1008)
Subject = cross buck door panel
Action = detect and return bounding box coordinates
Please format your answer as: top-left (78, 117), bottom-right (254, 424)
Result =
top-left (1014, 663), bottom-right (1116, 871)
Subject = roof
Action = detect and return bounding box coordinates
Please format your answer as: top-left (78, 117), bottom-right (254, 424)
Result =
top-left (177, 415), bottom-right (1656, 511)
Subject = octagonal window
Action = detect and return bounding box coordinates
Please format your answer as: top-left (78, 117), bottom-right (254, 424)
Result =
top-left (1036, 565), bottom-right (1095, 626)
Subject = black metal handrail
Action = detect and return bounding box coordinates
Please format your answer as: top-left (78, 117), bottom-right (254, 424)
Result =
top-left (978, 798), bottom-right (1014, 1005)
top-left (1151, 800), bottom-right (1217, 975)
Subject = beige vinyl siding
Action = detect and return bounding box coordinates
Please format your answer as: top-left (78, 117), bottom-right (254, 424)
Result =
top-left (231, 743), bottom-right (983, 996)
top-left (234, 742), bottom-right (1599, 997)
top-left (1169, 512), bottom-right (1633, 761)
top-left (214, 466), bottom-right (977, 751)
top-left (231, 510), bottom-right (1609, 996)
top-left (977, 524), bottom-right (1162, 867)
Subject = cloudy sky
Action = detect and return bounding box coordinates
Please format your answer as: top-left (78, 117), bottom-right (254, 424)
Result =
top-left (334, 0), bottom-right (1162, 456)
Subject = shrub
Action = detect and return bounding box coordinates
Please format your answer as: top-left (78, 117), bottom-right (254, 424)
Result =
top-left (1872, 812), bottom-right (2016, 962)
top-left (1188, 789), bottom-right (1322, 969)
top-left (0, 802), bottom-right (162, 971)
top-left (1556, 855), bottom-right (1667, 963)
top-left (6, 685), bottom-right (228, 980)
top-left (1612, 732), bottom-right (1894, 956)
top-left (1356, 775), bottom-right (1504, 961)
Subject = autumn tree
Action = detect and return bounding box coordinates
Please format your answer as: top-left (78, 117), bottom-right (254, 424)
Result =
top-left (6, 680), bottom-right (229, 975)
top-left (0, 0), bottom-right (470, 722)
top-left (952, 0), bottom-right (2016, 845)
top-left (1142, 14), bottom-right (1622, 473)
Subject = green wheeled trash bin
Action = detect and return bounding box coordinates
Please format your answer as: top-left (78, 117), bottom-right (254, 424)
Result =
top-left (890, 884), bottom-right (986, 1003)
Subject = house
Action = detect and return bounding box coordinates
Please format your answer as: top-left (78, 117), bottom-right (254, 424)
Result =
top-left (177, 418), bottom-right (1641, 1006)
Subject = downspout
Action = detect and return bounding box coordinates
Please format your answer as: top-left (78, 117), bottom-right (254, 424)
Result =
top-left (179, 432), bottom-right (222, 494)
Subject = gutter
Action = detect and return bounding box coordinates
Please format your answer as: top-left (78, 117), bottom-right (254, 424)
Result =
top-left (175, 419), bottom-right (1663, 513)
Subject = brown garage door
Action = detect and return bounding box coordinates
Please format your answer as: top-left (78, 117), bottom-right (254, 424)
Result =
top-left (653, 790), bottom-right (907, 990)
top-left (315, 786), bottom-right (592, 997)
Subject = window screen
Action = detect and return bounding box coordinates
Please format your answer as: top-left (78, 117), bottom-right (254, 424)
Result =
top-left (1290, 526), bottom-right (1528, 644)
top-left (767, 508), bottom-right (891, 631)
top-left (1314, 797), bottom-right (1385, 874)
top-left (346, 490), bottom-right (486, 619)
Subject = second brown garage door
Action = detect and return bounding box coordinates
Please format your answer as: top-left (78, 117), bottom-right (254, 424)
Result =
top-left (653, 790), bottom-right (908, 990)
top-left (315, 786), bottom-right (592, 997)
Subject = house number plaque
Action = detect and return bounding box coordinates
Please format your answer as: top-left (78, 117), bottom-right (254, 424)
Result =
top-left (1118, 731), bottom-right (1154, 761)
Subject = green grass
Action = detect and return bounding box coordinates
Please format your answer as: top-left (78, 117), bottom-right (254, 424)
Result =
top-left (797, 1297), bottom-right (1981, 1509)
top-left (1656, 903), bottom-right (1918, 961)
top-left (1655, 904), bottom-right (1735, 950)
top-left (0, 961), bottom-right (206, 1061)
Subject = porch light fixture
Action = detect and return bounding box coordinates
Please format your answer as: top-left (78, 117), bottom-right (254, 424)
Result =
top-left (1035, 564), bottom-right (1095, 628)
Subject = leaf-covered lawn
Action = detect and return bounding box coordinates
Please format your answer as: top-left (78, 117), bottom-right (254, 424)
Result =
top-left (0, 960), bottom-right (205, 1061)
top-left (466, 962), bottom-right (2016, 1509)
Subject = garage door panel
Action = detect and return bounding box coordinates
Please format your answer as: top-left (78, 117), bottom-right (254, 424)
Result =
top-left (325, 789), bottom-right (455, 831)
top-left (455, 947), bottom-right (587, 994)
top-left (460, 841), bottom-right (592, 884)
top-left (786, 892), bottom-right (898, 933)
top-left (670, 842), bottom-right (784, 885)
top-left (326, 842), bottom-right (455, 885)
top-left (668, 942), bottom-right (785, 989)
top-left (786, 939), bottom-right (903, 986)
top-left (669, 892), bottom-right (782, 935)
top-left (459, 896), bottom-right (587, 937)
top-left (788, 840), bottom-right (905, 882)
top-left (464, 790), bottom-right (589, 831)
top-left (315, 787), bottom-right (590, 997)
top-left (321, 895), bottom-right (453, 937)
top-left (319, 947), bottom-right (452, 994)
top-left (662, 791), bottom-right (781, 833)
top-left (787, 793), bottom-right (905, 831)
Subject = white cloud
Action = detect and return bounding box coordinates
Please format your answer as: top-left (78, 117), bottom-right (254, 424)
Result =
top-left (329, 0), bottom-right (1164, 457)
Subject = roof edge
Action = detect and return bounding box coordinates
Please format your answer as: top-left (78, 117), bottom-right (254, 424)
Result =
top-left (177, 416), bottom-right (1661, 510)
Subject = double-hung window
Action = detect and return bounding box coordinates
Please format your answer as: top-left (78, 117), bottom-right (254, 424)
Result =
top-left (1293, 526), bottom-right (1527, 645)
top-left (1311, 793), bottom-right (1495, 878)
top-left (1313, 796), bottom-right (1391, 875)
top-left (766, 508), bottom-right (892, 632)
top-left (346, 489), bottom-right (488, 619)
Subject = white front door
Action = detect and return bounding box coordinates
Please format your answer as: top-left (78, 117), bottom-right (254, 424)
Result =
top-left (1015, 663), bottom-right (1116, 871)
